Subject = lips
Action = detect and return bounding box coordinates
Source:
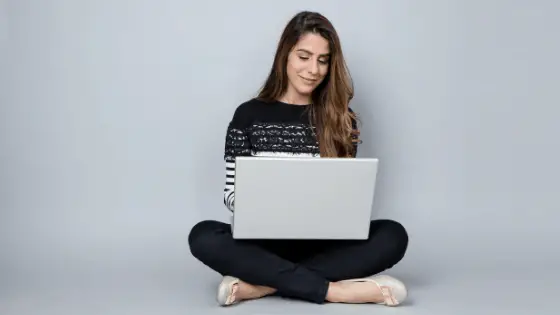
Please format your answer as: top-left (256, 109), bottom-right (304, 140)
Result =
top-left (300, 76), bottom-right (317, 84)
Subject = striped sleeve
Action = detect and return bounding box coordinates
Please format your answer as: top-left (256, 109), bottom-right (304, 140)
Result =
top-left (223, 123), bottom-right (251, 212)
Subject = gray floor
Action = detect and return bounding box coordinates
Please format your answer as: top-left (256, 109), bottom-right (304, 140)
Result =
top-left (1, 257), bottom-right (558, 315)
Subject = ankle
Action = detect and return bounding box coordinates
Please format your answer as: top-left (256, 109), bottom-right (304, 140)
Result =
top-left (255, 284), bottom-right (277, 295)
top-left (325, 282), bottom-right (346, 303)
top-left (325, 280), bottom-right (386, 304)
top-left (235, 281), bottom-right (254, 300)
top-left (236, 281), bottom-right (276, 300)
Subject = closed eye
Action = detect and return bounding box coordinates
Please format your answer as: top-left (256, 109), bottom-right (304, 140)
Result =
top-left (299, 56), bottom-right (329, 65)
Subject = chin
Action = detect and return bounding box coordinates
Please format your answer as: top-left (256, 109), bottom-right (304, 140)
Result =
top-left (295, 85), bottom-right (316, 96)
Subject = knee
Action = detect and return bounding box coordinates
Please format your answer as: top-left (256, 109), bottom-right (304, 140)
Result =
top-left (188, 220), bottom-right (223, 258)
top-left (372, 219), bottom-right (409, 257)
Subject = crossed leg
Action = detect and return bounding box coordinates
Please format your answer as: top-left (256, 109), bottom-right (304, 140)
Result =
top-left (188, 219), bottom-right (408, 304)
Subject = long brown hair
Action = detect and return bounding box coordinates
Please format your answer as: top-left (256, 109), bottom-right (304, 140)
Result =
top-left (256, 11), bottom-right (359, 157)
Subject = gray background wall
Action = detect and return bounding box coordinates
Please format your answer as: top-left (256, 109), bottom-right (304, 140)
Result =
top-left (1, 0), bottom-right (559, 296)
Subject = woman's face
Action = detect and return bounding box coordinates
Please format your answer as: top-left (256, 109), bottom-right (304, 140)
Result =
top-left (286, 33), bottom-right (330, 98)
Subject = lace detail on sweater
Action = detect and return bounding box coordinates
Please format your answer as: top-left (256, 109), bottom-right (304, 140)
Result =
top-left (248, 122), bottom-right (320, 155)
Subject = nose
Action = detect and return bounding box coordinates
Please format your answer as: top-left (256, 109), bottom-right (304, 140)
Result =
top-left (308, 60), bottom-right (319, 75)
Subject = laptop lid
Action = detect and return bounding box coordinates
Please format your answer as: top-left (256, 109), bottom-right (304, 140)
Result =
top-left (232, 157), bottom-right (378, 240)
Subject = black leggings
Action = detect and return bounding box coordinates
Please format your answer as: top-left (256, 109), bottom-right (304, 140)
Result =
top-left (188, 219), bottom-right (408, 304)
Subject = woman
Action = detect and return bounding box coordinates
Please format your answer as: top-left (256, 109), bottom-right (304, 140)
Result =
top-left (188, 11), bottom-right (409, 307)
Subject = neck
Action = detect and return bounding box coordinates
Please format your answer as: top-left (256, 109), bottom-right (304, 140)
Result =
top-left (279, 89), bottom-right (311, 105)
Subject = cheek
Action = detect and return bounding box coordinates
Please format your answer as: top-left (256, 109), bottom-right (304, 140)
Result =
top-left (319, 65), bottom-right (329, 77)
top-left (288, 58), bottom-right (306, 74)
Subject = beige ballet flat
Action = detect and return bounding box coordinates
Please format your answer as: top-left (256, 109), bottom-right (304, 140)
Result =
top-left (217, 276), bottom-right (240, 306)
top-left (340, 275), bottom-right (407, 306)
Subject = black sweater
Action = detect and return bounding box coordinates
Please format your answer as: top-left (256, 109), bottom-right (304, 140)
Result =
top-left (223, 98), bottom-right (359, 212)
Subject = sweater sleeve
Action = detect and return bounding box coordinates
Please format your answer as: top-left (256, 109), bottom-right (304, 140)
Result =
top-left (223, 106), bottom-right (251, 212)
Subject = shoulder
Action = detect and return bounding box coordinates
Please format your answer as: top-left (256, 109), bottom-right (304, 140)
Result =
top-left (228, 98), bottom-right (263, 128)
top-left (232, 98), bottom-right (262, 116)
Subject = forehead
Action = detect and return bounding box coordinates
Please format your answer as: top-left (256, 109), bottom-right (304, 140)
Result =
top-left (293, 33), bottom-right (330, 55)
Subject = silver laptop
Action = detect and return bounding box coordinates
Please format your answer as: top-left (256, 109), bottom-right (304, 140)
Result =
top-left (231, 156), bottom-right (379, 240)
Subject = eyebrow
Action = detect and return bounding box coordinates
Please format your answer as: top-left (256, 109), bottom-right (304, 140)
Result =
top-left (296, 49), bottom-right (330, 57)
